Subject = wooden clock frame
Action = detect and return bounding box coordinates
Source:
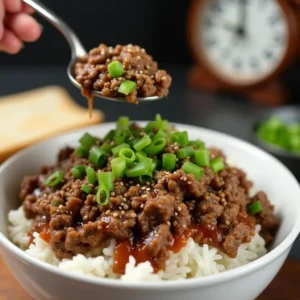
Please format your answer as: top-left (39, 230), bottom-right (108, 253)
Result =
top-left (187, 0), bottom-right (300, 105)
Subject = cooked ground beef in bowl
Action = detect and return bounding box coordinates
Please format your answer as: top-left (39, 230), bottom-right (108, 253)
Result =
top-left (74, 44), bottom-right (172, 104)
top-left (10, 116), bottom-right (279, 279)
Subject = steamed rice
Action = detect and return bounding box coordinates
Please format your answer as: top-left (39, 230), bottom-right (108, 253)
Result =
top-left (8, 206), bottom-right (267, 282)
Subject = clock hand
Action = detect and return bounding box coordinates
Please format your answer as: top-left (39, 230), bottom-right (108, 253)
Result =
top-left (237, 0), bottom-right (247, 37)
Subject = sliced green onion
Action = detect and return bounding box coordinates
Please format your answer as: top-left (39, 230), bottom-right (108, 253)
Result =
top-left (86, 167), bottom-right (96, 184)
top-left (170, 131), bottom-right (189, 146)
top-left (118, 80), bottom-right (137, 95)
top-left (52, 199), bottom-right (60, 206)
top-left (119, 148), bottom-right (136, 164)
top-left (112, 143), bottom-right (131, 157)
top-left (71, 165), bottom-right (86, 179)
top-left (108, 61), bottom-right (124, 78)
top-left (126, 160), bottom-right (152, 177)
top-left (136, 151), bottom-right (147, 162)
top-left (248, 201), bottom-right (263, 215)
top-left (98, 171), bottom-right (114, 191)
top-left (96, 186), bottom-right (110, 206)
top-left (181, 161), bottom-right (204, 180)
top-left (100, 142), bottom-right (112, 153)
top-left (44, 170), bottom-right (64, 187)
top-left (151, 158), bottom-right (161, 172)
top-left (153, 129), bottom-right (167, 140)
top-left (144, 138), bottom-right (167, 155)
top-left (89, 147), bottom-right (107, 166)
top-left (104, 129), bottom-right (115, 141)
top-left (210, 157), bottom-right (225, 173)
top-left (111, 157), bottom-right (126, 178)
top-left (81, 184), bottom-right (93, 194)
top-left (194, 149), bottom-right (210, 166)
top-left (75, 145), bottom-right (89, 158)
top-left (177, 146), bottom-right (194, 159)
top-left (117, 116), bottom-right (130, 129)
top-left (79, 133), bottom-right (96, 149)
top-left (139, 172), bottom-right (153, 184)
top-left (114, 129), bottom-right (131, 145)
top-left (133, 134), bottom-right (152, 151)
top-left (162, 153), bottom-right (176, 171)
top-left (189, 140), bottom-right (205, 149)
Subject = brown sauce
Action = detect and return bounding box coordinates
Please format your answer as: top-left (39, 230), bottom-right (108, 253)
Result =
top-left (82, 88), bottom-right (94, 119)
top-left (113, 223), bottom-right (225, 274)
top-left (28, 216), bottom-right (51, 245)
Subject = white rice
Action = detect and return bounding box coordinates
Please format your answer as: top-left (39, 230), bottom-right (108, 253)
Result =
top-left (8, 206), bottom-right (267, 282)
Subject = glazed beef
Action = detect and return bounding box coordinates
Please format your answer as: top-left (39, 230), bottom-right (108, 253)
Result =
top-left (21, 142), bottom-right (278, 268)
top-left (74, 44), bottom-right (172, 103)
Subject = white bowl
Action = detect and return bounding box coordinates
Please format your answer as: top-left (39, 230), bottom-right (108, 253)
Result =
top-left (1, 122), bottom-right (300, 300)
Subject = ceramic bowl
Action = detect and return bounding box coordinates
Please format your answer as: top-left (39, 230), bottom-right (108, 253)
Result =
top-left (1, 123), bottom-right (300, 300)
top-left (251, 106), bottom-right (300, 180)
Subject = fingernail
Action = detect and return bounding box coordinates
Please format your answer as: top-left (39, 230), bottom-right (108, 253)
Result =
top-left (40, 24), bottom-right (44, 32)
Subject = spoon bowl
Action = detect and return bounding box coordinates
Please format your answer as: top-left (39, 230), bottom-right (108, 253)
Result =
top-left (24, 0), bottom-right (163, 103)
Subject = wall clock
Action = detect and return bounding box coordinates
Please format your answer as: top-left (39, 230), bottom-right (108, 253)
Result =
top-left (187, 0), bottom-right (300, 105)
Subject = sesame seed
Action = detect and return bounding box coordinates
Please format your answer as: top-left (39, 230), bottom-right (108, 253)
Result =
top-left (121, 210), bottom-right (125, 215)
top-left (120, 182), bottom-right (124, 186)
top-left (124, 193), bottom-right (128, 197)
top-left (118, 206), bottom-right (122, 210)
top-left (131, 213), bottom-right (137, 218)
top-left (111, 192), bottom-right (116, 196)
top-left (177, 206), bottom-right (182, 211)
top-left (124, 204), bottom-right (129, 210)
top-left (146, 188), bottom-right (150, 191)
top-left (173, 221), bottom-right (178, 226)
top-left (167, 221), bottom-right (171, 226)
top-left (106, 210), bottom-right (111, 215)
top-left (187, 181), bottom-right (192, 185)
top-left (146, 182), bottom-right (151, 186)
top-left (113, 212), bottom-right (119, 218)
top-left (140, 204), bottom-right (144, 209)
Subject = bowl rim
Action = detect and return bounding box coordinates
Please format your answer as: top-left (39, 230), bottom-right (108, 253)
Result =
top-left (1, 121), bottom-right (300, 290)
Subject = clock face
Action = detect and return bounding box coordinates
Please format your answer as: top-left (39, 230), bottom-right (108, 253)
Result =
top-left (197, 0), bottom-right (289, 85)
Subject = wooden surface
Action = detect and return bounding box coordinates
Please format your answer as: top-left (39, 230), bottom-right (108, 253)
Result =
top-left (0, 255), bottom-right (299, 300)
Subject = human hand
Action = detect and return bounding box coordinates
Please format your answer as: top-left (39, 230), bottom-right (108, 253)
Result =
top-left (0, 0), bottom-right (42, 54)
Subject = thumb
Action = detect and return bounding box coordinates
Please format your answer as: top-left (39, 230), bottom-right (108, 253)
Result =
top-left (0, 0), bottom-right (4, 40)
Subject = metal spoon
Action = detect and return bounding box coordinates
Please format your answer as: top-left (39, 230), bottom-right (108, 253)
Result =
top-left (23, 0), bottom-right (163, 103)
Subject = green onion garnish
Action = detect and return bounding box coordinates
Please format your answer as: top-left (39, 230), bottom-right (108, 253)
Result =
top-left (139, 172), bottom-right (153, 184)
top-left (96, 186), bottom-right (110, 206)
top-left (100, 142), bottom-right (112, 153)
top-left (126, 160), bottom-right (152, 177)
top-left (170, 131), bottom-right (189, 146)
top-left (189, 140), bottom-right (205, 149)
top-left (210, 157), bottom-right (225, 173)
top-left (119, 148), bottom-right (136, 164)
top-left (118, 80), bottom-right (137, 95)
top-left (98, 171), bottom-right (114, 191)
top-left (88, 147), bottom-right (107, 166)
top-left (86, 167), bottom-right (96, 184)
top-left (162, 153), bottom-right (176, 171)
top-left (112, 143), bottom-right (131, 157)
top-left (177, 146), bottom-right (194, 159)
top-left (194, 149), bottom-right (210, 166)
top-left (81, 184), bottom-right (93, 194)
top-left (108, 61), bottom-right (124, 78)
top-left (153, 129), bottom-right (167, 140)
top-left (44, 170), bottom-right (64, 187)
top-left (111, 157), bottom-right (126, 178)
top-left (117, 116), bottom-right (130, 129)
top-left (52, 199), bottom-right (60, 206)
top-left (71, 165), bottom-right (86, 179)
top-left (144, 138), bottom-right (167, 155)
top-left (75, 145), bottom-right (89, 158)
top-left (114, 129), bottom-right (131, 145)
top-left (181, 161), bottom-right (204, 180)
top-left (104, 129), bottom-right (115, 141)
top-left (136, 151), bottom-right (147, 162)
top-left (79, 133), bottom-right (96, 149)
top-left (248, 201), bottom-right (263, 215)
top-left (133, 134), bottom-right (152, 151)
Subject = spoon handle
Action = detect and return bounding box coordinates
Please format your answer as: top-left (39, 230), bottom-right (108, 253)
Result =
top-left (23, 0), bottom-right (86, 58)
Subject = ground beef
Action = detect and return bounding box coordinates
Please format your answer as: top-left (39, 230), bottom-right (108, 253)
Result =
top-left (74, 44), bottom-right (172, 103)
top-left (21, 138), bottom-right (278, 267)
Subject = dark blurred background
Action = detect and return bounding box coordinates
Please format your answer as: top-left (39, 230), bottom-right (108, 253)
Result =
top-left (0, 0), bottom-right (299, 260)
